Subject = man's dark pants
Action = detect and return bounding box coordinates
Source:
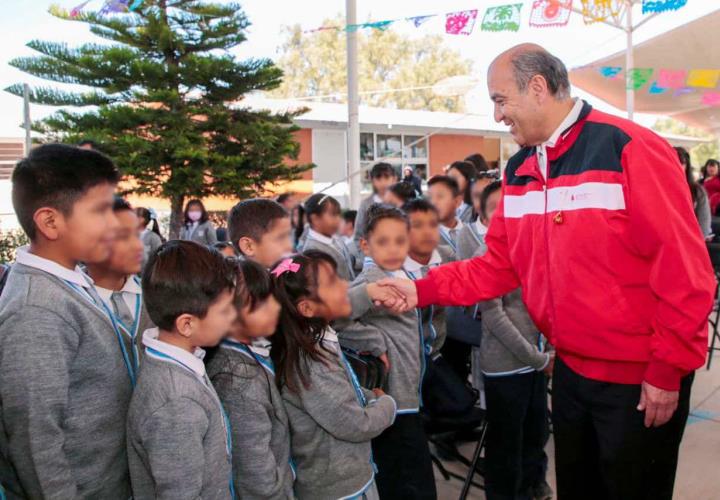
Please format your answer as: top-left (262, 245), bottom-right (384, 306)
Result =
top-left (552, 357), bottom-right (694, 500)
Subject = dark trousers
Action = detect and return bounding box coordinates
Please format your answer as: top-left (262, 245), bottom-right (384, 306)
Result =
top-left (552, 357), bottom-right (693, 500)
top-left (372, 413), bottom-right (437, 500)
top-left (484, 371), bottom-right (549, 500)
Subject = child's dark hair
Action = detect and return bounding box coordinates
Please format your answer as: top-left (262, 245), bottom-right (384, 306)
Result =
top-left (136, 207), bottom-right (165, 241)
top-left (113, 196), bottom-right (133, 213)
top-left (402, 198), bottom-right (438, 216)
top-left (370, 162), bottom-right (397, 180)
top-left (427, 175), bottom-right (461, 198)
top-left (276, 192), bottom-right (295, 206)
top-left (212, 241), bottom-right (238, 256)
top-left (297, 193), bottom-right (341, 236)
top-left (235, 258), bottom-right (273, 313)
top-left (480, 180), bottom-right (502, 220)
top-left (448, 161), bottom-right (477, 205)
top-left (363, 203), bottom-right (409, 239)
top-left (342, 209), bottom-right (357, 225)
top-left (388, 181), bottom-right (419, 205)
top-left (11, 143), bottom-right (120, 240)
top-left (270, 250), bottom-right (338, 392)
top-left (227, 198), bottom-right (289, 250)
top-left (142, 240), bottom-right (236, 331)
top-left (77, 139), bottom-right (101, 150)
top-left (464, 153), bottom-right (490, 173)
top-left (183, 199), bottom-right (209, 226)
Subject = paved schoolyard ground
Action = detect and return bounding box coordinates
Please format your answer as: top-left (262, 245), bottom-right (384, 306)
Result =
top-left (435, 346), bottom-right (720, 500)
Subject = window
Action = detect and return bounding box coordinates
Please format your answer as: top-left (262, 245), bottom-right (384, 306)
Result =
top-left (377, 134), bottom-right (402, 159)
top-left (403, 135), bottom-right (427, 160)
top-left (360, 133), bottom-right (374, 161)
top-left (360, 132), bottom-right (431, 192)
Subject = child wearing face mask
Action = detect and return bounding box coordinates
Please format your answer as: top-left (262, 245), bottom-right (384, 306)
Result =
top-left (338, 204), bottom-right (437, 500)
top-left (181, 199), bottom-right (217, 246)
top-left (270, 251), bottom-right (396, 500)
top-left (206, 259), bottom-right (294, 500)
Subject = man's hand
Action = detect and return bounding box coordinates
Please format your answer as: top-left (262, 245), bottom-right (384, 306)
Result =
top-left (637, 381), bottom-right (679, 428)
top-left (379, 353), bottom-right (391, 372)
top-left (366, 283), bottom-right (408, 314)
top-left (376, 277), bottom-right (418, 311)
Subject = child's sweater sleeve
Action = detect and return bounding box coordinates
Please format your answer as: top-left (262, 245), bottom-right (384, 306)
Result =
top-left (299, 357), bottom-right (395, 442)
top-left (138, 398), bottom-right (209, 499)
top-left (336, 319), bottom-right (387, 357)
top-left (213, 374), bottom-right (290, 500)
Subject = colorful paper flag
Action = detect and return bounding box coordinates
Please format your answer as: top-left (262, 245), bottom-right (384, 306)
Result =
top-left (647, 81), bottom-right (667, 94)
top-left (657, 69), bottom-right (687, 89)
top-left (446, 9), bottom-right (479, 35)
top-left (70, 0), bottom-right (91, 17)
top-left (626, 68), bottom-right (653, 91)
top-left (599, 66), bottom-right (622, 80)
top-left (674, 87), bottom-right (694, 97)
top-left (529, 0), bottom-right (572, 28)
top-left (99, 0), bottom-right (129, 14)
top-left (481, 4), bottom-right (523, 32)
top-left (702, 91), bottom-right (720, 107)
top-left (686, 69), bottom-right (720, 89)
top-left (362, 20), bottom-right (394, 31)
top-left (128, 0), bottom-right (142, 11)
top-left (642, 0), bottom-right (688, 14)
top-left (581, 0), bottom-right (622, 24)
top-left (407, 15), bottom-right (436, 28)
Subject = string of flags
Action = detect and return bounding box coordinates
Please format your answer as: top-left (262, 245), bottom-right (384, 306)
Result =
top-left (67, 0), bottom-right (143, 17)
top-left (594, 66), bottom-right (720, 106)
top-left (302, 0), bottom-right (688, 35)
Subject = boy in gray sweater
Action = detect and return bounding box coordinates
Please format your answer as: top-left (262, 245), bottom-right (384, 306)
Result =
top-left (207, 259), bottom-right (295, 499)
top-left (0, 144), bottom-right (133, 498)
top-left (338, 205), bottom-right (437, 500)
top-left (127, 241), bottom-right (238, 499)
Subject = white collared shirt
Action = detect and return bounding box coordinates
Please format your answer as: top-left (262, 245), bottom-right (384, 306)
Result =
top-left (307, 228), bottom-right (335, 247)
top-left (373, 194), bottom-right (383, 204)
top-left (537, 98), bottom-right (583, 179)
top-left (15, 246), bottom-right (92, 289)
top-left (403, 250), bottom-right (442, 276)
top-left (95, 277), bottom-right (143, 322)
top-left (142, 328), bottom-right (207, 378)
top-left (248, 342), bottom-right (270, 358)
top-left (441, 219), bottom-right (464, 234)
top-left (475, 220), bottom-right (488, 236)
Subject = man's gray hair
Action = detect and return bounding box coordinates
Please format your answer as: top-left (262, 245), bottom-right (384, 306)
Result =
top-left (510, 50), bottom-right (571, 100)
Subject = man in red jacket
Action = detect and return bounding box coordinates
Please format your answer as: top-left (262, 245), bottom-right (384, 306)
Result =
top-left (381, 44), bottom-right (715, 500)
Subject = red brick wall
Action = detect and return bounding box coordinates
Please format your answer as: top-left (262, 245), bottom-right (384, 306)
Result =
top-left (286, 129), bottom-right (313, 180)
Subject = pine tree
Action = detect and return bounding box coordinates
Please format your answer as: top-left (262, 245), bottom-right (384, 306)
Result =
top-left (6, 0), bottom-right (311, 237)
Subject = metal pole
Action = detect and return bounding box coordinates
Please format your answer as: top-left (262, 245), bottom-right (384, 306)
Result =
top-left (23, 83), bottom-right (31, 154)
top-left (625, 1), bottom-right (634, 121)
top-left (345, 0), bottom-right (361, 209)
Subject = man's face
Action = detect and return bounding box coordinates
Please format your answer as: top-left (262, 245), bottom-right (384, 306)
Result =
top-left (488, 60), bottom-right (543, 147)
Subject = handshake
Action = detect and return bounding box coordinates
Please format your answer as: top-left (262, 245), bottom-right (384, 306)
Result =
top-left (365, 278), bottom-right (419, 314)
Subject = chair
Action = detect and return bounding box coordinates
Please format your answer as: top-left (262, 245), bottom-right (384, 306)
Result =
top-left (706, 243), bottom-right (720, 369)
top-left (423, 407), bottom-right (488, 500)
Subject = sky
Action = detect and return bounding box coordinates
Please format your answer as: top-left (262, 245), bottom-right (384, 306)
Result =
top-left (0, 0), bottom-right (718, 137)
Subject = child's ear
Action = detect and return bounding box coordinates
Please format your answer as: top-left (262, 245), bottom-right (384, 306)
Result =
top-left (296, 299), bottom-right (316, 319)
top-left (33, 207), bottom-right (63, 241)
top-left (359, 238), bottom-right (369, 255)
top-left (237, 237), bottom-right (255, 256)
top-left (175, 313), bottom-right (195, 339)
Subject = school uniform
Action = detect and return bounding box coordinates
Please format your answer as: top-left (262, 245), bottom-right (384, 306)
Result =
top-left (180, 220), bottom-right (218, 246)
top-left (352, 194), bottom-right (382, 246)
top-left (338, 260), bottom-right (437, 500)
top-left (438, 219), bottom-right (464, 258)
top-left (456, 202), bottom-right (474, 224)
top-left (95, 275), bottom-right (154, 367)
top-left (0, 247), bottom-right (133, 499)
top-left (281, 328), bottom-right (396, 500)
top-left (127, 329), bottom-right (234, 500)
top-left (207, 339), bottom-right (295, 500)
top-left (140, 229), bottom-right (163, 270)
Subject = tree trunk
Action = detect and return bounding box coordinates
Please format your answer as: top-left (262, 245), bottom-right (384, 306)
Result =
top-left (169, 194), bottom-right (185, 240)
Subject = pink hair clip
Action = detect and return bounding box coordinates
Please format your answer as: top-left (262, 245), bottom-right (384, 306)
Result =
top-left (271, 258), bottom-right (300, 277)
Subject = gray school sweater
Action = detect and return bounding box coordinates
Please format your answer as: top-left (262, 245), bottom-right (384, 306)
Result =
top-left (302, 236), bottom-right (356, 281)
top-left (0, 263), bottom-right (133, 499)
top-left (127, 353), bottom-right (232, 500)
top-left (338, 265), bottom-right (423, 413)
top-left (281, 333), bottom-right (396, 500)
top-left (457, 225), bottom-right (549, 375)
top-left (352, 195), bottom-right (378, 246)
top-left (207, 342), bottom-right (294, 500)
top-left (180, 220), bottom-right (218, 246)
top-left (141, 230), bottom-right (163, 270)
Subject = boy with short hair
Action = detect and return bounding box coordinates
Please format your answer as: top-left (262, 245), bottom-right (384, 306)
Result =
top-left (427, 175), bottom-right (464, 256)
top-left (227, 198), bottom-right (293, 268)
top-left (353, 162), bottom-right (398, 248)
top-left (85, 196), bottom-right (154, 368)
top-left (127, 240), bottom-right (238, 499)
top-left (0, 144), bottom-right (130, 498)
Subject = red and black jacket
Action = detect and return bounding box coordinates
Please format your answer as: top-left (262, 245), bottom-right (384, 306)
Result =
top-left (416, 101), bottom-right (715, 390)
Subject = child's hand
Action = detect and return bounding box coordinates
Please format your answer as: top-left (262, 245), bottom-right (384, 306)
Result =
top-left (543, 351), bottom-right (555, 377)
top-left (367, 283), bottom-right (408, 314)
top-left (372, 388), bottom-right (386, 398)
top-left (379, 353), bottom-right (391, 372)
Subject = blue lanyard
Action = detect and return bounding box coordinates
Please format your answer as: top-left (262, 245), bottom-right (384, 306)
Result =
top-left (468, 222), bottom-right (485, 247)
top-left (115, 291), bottom-right (142, 374)
top-left (220, 339), bottom-right (275, 376)
top-left (64, 280), bottom-right (136, 387)
top-left (336, 345), bottom-right (368, 407)
top-left (439, 227), bottom-right (457, 252)
top-left (145, 347), bottom-right (236, 499)
top-left (402, 269), bottom-right (436, 355)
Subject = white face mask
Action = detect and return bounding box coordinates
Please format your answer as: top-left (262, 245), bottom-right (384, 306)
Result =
top-left (188, 210), bottom-right (203, 222)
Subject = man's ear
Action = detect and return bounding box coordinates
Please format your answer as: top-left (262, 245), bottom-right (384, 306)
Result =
top-left (296, 299), bottom-right (316, 319)
top-left (33, 207), bottom-right (63, 241)
top-left (174, 313), bottom-right (195, 338)
top-left (237, 237), bottom-right (255, 256)
top-left (359, 238), bottom-right (369, 255)
top-left (529, 74), bottom-right (548, 101)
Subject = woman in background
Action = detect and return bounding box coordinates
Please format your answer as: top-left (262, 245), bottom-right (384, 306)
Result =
top-left (179, 199), bottom-right (217, 246)
top-left (136, 207), bottom-right (164, 270)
